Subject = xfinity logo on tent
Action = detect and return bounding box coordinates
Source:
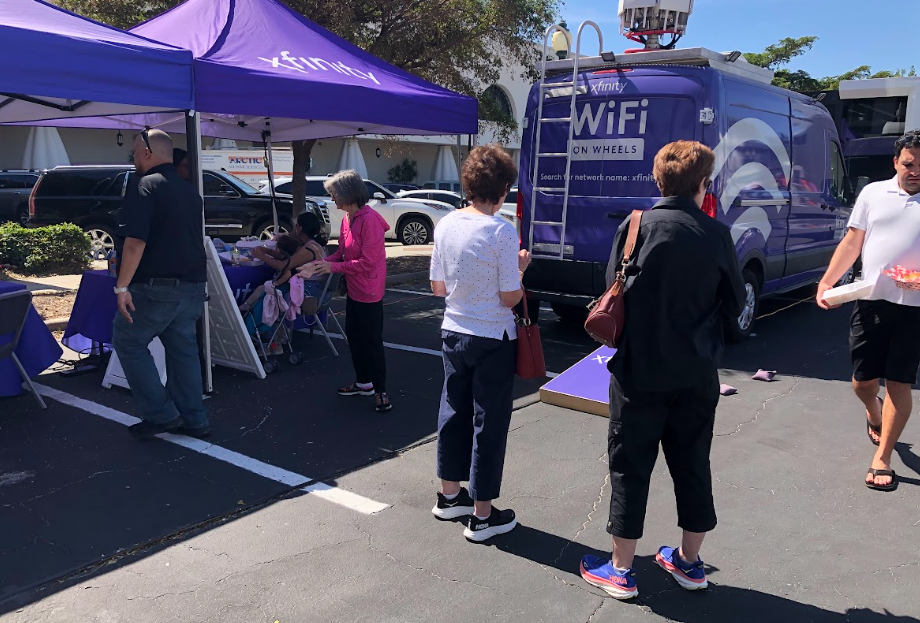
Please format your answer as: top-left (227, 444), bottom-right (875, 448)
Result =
top-left (257, 50), bottom-right (381, 85)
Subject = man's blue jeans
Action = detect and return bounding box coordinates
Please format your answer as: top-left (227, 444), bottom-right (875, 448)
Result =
top-left (112, 282), bottom-right (208, 428)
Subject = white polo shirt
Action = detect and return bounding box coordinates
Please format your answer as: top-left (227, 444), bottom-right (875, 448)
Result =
top-left (848, 176), bottom-right (920, 306)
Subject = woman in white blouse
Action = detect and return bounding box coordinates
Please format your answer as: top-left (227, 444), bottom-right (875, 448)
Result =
top-left (428, 144), bottom-right (531, 542)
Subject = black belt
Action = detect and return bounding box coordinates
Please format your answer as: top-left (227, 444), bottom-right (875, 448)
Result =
top-left (143, 278), bottom-right (183, 287)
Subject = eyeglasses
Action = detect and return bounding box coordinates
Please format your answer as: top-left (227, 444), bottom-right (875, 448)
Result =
top-left (705, 179), bottom-right (713, 189)
top-left (140, 127), bottom-right (152, 153)
top-left (329, 192), bottom-right (337, 201)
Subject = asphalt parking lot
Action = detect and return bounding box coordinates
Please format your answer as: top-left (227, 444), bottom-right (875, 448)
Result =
top-left (1, 286), bottom-right (918, 622)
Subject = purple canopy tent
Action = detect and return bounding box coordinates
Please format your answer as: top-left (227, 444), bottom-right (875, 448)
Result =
top-left (0, 0), bottom-right (194, 123)
top-left (45, 0), bottom-right (478, 231)
top-left (39, 0), bottom-right (478, 140)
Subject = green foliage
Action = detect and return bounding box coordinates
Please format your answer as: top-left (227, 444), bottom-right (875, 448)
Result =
top-left (0, 223), bottom-right (91, 274)
top-left (387, 159), bottom-right (418, 184)
top-left (746, 37), bottom-right (916, 94)
top-left (743, 36), bottom-right (818, 70)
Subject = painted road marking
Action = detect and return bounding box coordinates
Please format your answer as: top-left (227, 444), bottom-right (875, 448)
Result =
top-left (318, 332), bottom-right (561, 376)
top-left (33, 383), bottom-right (390, 515)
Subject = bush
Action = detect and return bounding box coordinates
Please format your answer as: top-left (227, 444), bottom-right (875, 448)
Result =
top-left (387, 158), bottom-right (418, 184)
top-left (0, 223), bottom-right (91, 274)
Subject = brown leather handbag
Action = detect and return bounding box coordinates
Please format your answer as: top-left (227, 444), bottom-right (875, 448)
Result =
top-left (584, 210), bottom-right (643, 347)
top-left (515, 293), bottom-right (545, 379)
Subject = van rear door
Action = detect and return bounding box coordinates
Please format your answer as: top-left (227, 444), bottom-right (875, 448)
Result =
top-left (524, 72), bottom-right (704, 296)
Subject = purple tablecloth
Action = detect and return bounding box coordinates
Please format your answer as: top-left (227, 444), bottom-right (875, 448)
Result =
top-left (0, 281), bottom-right (63, 397)
top-left (62, 270), bottom-right (117, 355)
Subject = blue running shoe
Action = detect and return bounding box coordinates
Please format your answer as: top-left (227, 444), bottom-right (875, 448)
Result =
top-left (579, 554), bottom-right (638, 599)
top-left (655, 546), bottom-right (708, 590)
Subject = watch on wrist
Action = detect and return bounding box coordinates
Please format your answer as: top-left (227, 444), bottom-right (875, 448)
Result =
top-left (114, 286), bottom-right (128, 294)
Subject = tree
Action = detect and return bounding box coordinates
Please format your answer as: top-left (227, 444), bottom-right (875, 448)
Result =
top-left (745, 37), bottom-right (916, 94)
top-left (58, 0), bottom-right (559, 220)
top-left (743, 36), bottom-right (818, 70)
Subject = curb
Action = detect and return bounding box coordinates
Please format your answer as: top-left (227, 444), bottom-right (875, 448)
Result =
top-left (45, 316), bottom-right (70, 331)
top-left (385, 271), bottom-right (428, 286)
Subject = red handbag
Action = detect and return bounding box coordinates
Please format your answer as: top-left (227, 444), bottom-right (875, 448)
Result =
top-left (515, 293), bottom-right (545, 379)
top-left (584, 210), bottom-right (643, 347)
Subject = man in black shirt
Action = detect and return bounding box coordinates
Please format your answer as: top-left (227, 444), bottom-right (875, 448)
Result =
top-left (579, 142), bottom-right (745, 600)
top-left (112, 128), bottom-right (210, 439)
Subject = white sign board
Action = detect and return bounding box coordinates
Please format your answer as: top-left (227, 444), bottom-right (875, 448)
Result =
top-left (205, 238), bottom-right (267, 380)
top-left (102, 337), bottom-right (167, 390)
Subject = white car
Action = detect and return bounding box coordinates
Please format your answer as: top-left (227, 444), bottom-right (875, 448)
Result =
top-left (498, 187), bottom-right (520, 235)
top-left (263, 177), bottom-right (453, 244)
top-left (397, 189), bottom-right (464, 209)
top-left (399, 187), bottom-right (520, 235)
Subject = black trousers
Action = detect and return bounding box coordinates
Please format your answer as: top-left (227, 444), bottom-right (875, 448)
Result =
top-left (607, 371), bottom-right (719, 540)
top-left (437, 330), bottom-right (516, 501)
top-left (345, 297), bottom-right (386, 392)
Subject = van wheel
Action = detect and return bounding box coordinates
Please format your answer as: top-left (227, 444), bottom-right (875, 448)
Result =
top-left (16, 203), bottom-right (29, 226)
top-left (85, 224), bottom-right (116, 260)
top-left (551, 302), bottom-right (588, 324)
top-left (727, 269), bottom-right (760, 343)
top-left (398, 217), bottom-right (431, 245)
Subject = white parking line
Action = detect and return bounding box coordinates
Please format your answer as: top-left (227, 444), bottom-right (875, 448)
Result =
top-left (33, 383), bottom-right (390, 515)
top-left (320, 332), bottom-right (561, 376)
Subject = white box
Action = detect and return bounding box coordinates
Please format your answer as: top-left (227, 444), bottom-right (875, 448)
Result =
top-left (822, 277), bottom-right (876, 307)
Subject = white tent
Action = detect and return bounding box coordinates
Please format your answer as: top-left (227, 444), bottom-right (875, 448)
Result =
top-left (337, 138), bottom-right (368, 179)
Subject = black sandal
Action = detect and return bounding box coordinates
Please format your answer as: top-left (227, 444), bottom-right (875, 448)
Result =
top-left (866, 397), bottom-right (883, 446)
top-left (865, 468), bottom-right (897, 491)
top-left (375, 392), bottom-right (393, 413)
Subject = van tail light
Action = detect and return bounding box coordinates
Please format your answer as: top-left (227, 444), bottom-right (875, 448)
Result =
top-left (29, 176), bottom-right (41, 220)
top-left (701, 192), bottom-right (718, 219)
top-left (516, 191), bottom-right (524, 245)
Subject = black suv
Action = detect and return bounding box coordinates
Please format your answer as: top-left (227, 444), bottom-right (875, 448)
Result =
top-left (28, 166), bottom-right (329, 257)
top-left (0, 170), bottom-right (40, 225)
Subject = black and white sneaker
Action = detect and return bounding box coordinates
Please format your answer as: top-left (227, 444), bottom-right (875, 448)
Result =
top-left (338, 383), bottom-right (375, 396)
top-left (431, 487), bottom-right (475, 520)
top-left (463, 507), bottom-right (517, 542)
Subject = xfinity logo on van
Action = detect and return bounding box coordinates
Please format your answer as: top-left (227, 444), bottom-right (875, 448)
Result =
top-left (589, 80), bottom-right (627, 95)
top-left (569, 99), bottom-right (649, 161)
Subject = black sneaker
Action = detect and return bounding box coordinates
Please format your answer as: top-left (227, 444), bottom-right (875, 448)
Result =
top-left (129, 417), bottom-right (182, 439)
top-left (431, 487), bottom-right (475, 520)
top-left (338, 383), bottom-right (375, 396)
top-left (463, 507), bottom-right (517, 542)
top-left (175, 424), bottom-right (212, 439)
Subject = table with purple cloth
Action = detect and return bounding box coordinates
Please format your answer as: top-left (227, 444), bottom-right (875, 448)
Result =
top-left (62, 270), bottom-right (117, 354)
top-left (61, 262), bottom-right (322, 354)
top-left (0, 281), bottom-right (63, 397)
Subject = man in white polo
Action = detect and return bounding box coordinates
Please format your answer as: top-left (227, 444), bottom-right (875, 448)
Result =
top-left (818, 130), bottom-right (920, 491)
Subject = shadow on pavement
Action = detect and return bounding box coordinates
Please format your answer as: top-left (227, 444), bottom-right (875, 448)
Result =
top-left (637, 572), bottom-right (919, 622)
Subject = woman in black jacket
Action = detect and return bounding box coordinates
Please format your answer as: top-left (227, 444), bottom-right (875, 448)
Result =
top-left (580, 141), bottom-right (746, 600)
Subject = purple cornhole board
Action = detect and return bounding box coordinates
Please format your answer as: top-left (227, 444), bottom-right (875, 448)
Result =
top-left (540, 346), bottom-right (615, 417)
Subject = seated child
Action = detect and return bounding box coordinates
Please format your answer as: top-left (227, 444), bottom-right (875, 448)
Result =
top-left (239, 234), bottom-right (304, 314)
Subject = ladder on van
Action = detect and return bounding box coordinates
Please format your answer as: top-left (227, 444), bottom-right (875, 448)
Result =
top-left (528, 21), bottom-right (603, 260)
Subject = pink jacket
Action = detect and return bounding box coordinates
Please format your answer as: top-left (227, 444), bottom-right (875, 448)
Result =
top-left (326, 206), bottom-right (389, 303)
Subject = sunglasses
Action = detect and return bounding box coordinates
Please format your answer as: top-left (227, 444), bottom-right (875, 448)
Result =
top-left (140, 127), bottom-right (152, 153)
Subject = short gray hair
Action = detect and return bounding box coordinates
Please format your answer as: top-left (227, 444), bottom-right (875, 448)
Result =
top-left (324, 170), bottom-right (369, 207)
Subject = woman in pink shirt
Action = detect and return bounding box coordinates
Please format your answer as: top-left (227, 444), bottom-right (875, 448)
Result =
top-left (305, 170), bottom-right (392, 412)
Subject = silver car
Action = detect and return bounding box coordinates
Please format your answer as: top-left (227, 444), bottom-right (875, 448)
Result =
top-left (263, 177), bottom-right (454, 245)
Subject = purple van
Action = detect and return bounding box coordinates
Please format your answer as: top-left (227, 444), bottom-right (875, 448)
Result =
top-left (518, 49), bottom-right (854, 340)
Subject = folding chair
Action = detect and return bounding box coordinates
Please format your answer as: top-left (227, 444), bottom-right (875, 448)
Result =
top-left (301, 273), bottom-right (347, 356)
top-left (0, 290), bottom-right (47, 409)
